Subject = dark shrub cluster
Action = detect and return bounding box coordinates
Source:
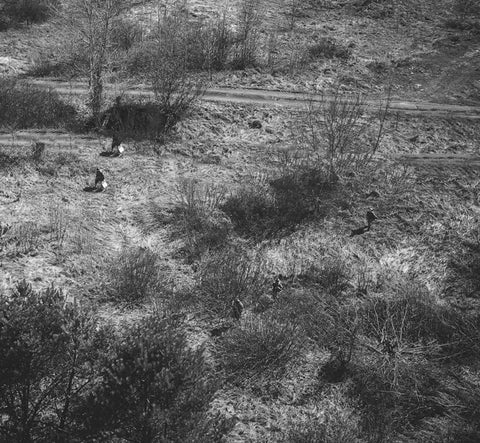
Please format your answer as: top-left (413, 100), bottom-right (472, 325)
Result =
top-left (173, 179), bottom-right (231, 260)
top-left (76, 313), bottom-right (218, 442)
top-left (0, 0), bottom-right (59, 30)
top-left (107, 246), bottom-right (162, 305)
top-left (109, 17), bottom-right (145, 51)
top-left (308, 37), bottom-right (352, 60)
top-left (0, 281), bottom-right (104, 442)
top-left (222, 168), bottom-right (341, 240)
top-left (446, 226), bottom-right (480, 299)
top-left (197, 244), bottom-right (266, 315)
top-left (0, 281), bottom-right (227, 442)
top-left (0, 78), bottom-right (77, 129)
top-left (214, 314), bottom-right (302, 382)
top-left (99, 99), bottom-right (175, 139)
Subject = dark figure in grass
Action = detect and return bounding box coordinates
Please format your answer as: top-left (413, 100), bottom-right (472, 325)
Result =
top-left (366, 209), bottom-right (377, 228)
top-left (350, 209), bottom-right (378, 237)
top-left (83, 168), bottom-right (107, 193)
top-left (100, 133), bottom-right (124, 157)
top-left (231, 298), bottom-right (244, 320)
top-left (272, 274), bottom-right (284, 300)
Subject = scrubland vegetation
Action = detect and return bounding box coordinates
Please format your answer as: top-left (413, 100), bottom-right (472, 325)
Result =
top-left (1, 0), bottom-right (480, 441)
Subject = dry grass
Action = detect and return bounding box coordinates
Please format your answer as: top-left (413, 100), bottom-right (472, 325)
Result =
top-left (0, 39), bottom-right (480, 440)
top-left (214, 313), bottom-right (303, 382)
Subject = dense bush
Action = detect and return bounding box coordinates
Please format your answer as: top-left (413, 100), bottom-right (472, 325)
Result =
top-left (214, 314), bottom-right (302, 381)
top-left (28, 44), bottom-right (88, 78)
top-left (146, 13), bottom-right (207, 132)
top-left (308, 37), bottom-right (352, 60)
top-left (452, 0), bottom-right (480, 19)
top-left (0, 280), bottom-right (104, 442)
top-left (300, 88), bottom-right (389, 182)
top-left (446, 226), bottom-right (480, 299)
top-left (174, 179), bottom-right (231, 260)
top-left (220, 182), bottom-right (277, 238)
top-left (109, 17), bottom-right (144, 51)
top-left (76, 312), bottom-right (219, 442)
top-left (107, 246), bottom-right (162, 305)
top-left (100, 99), bottom-right (174, 139)
top-left (296, 258), bottom-right (352, 296)
top-left (274, 288), bottom-right (359, 381)
top-left (417, 371), bottom-right (480, 442)
top-left (0, 0), bottom-right (59, 29)
top-left (120, 13), bottom-right (234, 79)
top-left (231, 0), bottom-right (264, 69)
top-left (197, 244), bottom-right (266, 315)
top-left (0, 78), bottom-right (77, 129)
top-left (222, 166), bottom-right (341, 240)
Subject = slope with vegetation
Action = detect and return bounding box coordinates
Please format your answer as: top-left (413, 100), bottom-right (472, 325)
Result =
top-left (1, 0), bottom-right (480, 442)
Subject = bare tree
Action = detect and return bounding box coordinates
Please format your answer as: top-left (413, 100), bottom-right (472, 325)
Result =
top-left (148, 11), bottom-right (207, 134)
top-left (59, 0), bottom-right (130, 125)
top-left (233, 0), bottom-right (264, 68)
top-left (301, 88), bottom-right (390, 182)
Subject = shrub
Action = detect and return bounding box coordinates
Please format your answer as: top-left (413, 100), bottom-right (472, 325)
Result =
top-left (308, 37), bottom-right (352, 60)
top-left (220, 182), bottom-right (277, 238)
top-left (147, 14), bottom-right (207, 133)
top-left (203, 13), bottom-right (234, 71)
top-left (360, 280), bottom-right (444, 344)
top-left (348, 356), bottom-right (439, 441)
top-left (274, 289), bottom-right (359, 381)
top-left (173, 178), bottom-right (231, 260)
top-left (197, 244), bottom-right (266, 315)
top-left (417, 371), bottom-right (480, 442)
top-left (214, 314), bottom-right (302, 381)
top-left (0, 280), bottom-right (103, 442)
top-left (30, 141), bottom-right (45, 162)
top-left (301, 87), bottom-right (389, 182)
top-left (297, 258), bottom-right (352, 296)
top-left (100, 99), bottom-right (173, 140)
top-left (222, 167), bottom-right (340, 240)
top-left (0, 78), bottom-right (77, 130)
top-left (452, 0), bottom-right (480, 19)
top-left (28, 43), bottom-right (89, 78)
top-left (107, 246), bottom-right (162, 305)
top-left (76, 312), bottom-right (218, 442)
top-left (109, 17), bottom-right (144, 51)
top-left (121, 39), bottom-right (157, 77)
top-left (231, 0), bottom-right (264, 69)
top-left (121, 13), bottom-right (234, 77)
top-left (0, 0), bottom-right (59, 28)
top-left (446, 226), bottom-right (480, 299)
top-left (348, 280), bottom-right (461, 437)
top-left (270, 165), bottom-right (340, 225)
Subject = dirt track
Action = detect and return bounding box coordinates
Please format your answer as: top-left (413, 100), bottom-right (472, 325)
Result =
top-left (28, 78), bottom-right (480, 119)
top-left (3, 79), bottom-right (480, 173)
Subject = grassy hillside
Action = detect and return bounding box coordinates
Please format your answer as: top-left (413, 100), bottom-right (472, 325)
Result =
top-left (1, 1), bottom-right (480, 442)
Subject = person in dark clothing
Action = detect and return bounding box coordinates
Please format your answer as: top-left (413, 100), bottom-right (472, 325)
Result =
top-left (350, 225), bottom-right (370, 237)
top-left (111, 133), bottom-right (122, 152)
top-left (231, 298), bottom-right (244, 320)
top-left (366, 209), bottom-right (377, 228)
top-left (95, 168), bottom-right (105, 187)
top-left (84, 168), bottom-right (107, 192)
top-left (272, 275), bottom-right (284, 300)
top-left (100, 134), bottom-right (124, 157)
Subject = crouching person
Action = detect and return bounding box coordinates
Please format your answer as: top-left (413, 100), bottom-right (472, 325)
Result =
top-left (83, 168), bottom-right (108, 192)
